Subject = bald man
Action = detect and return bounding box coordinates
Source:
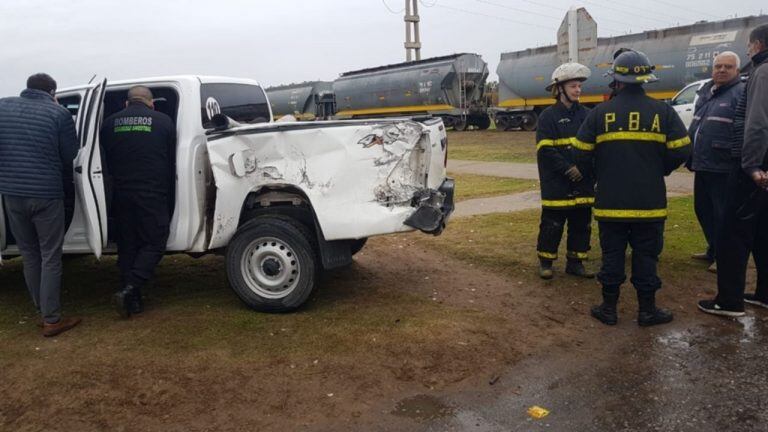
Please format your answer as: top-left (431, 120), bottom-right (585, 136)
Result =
top-left (687, 52), bottom-right (744, 271)
top-left (100, 85), bottom-right (176, 318)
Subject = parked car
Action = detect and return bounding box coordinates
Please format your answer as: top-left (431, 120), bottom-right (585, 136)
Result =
top-left (0, 75), bottom-right (455, 312)
top-left (670, 79), bottom-right (708, 129)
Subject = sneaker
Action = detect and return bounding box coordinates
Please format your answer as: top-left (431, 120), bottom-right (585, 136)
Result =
top-left (697, 299), bottom-right (745, 317)
top-left (42, 316), bottom-right (82, 337)
top-left (744, 293), bottom-right (768, 309)
top-left (691, 252), bottom-right (713, 262)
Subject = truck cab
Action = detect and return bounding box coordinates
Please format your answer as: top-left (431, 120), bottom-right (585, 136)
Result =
top-left (0, 75), bottom-right (454, 312)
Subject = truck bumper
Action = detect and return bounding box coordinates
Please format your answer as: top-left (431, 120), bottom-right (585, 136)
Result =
top-left (404, 177), bottom-right (455, 235)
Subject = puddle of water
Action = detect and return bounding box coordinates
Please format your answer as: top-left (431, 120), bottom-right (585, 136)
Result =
top-left (737, 315), bottom-right (757, 342)
top-left (392, 394), bottom-right (454, 421)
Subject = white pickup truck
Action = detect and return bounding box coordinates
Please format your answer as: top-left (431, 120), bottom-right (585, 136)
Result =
top-left (0, 76), bottom-right (454, 312)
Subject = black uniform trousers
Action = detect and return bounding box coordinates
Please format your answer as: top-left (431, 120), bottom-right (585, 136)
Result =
top-left (693, 171), bottom-right (729, 260)
top-left (714, 166), bottom-right (768, 309)
top-left (597, 221), bottom-right (664, 292)
top-left (114, 190), bottom-right (170, 288)
top-left (536, 207), bottom-right (592, 260)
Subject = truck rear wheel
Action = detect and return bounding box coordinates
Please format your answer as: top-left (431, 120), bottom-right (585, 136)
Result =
top-left (226, 215), bottom-right (318, 312)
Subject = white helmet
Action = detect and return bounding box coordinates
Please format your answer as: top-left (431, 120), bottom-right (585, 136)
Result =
top-left (546, 62), bottom-right (591, 92)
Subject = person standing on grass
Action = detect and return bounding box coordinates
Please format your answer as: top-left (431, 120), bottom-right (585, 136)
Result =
top-left (698, 24), bottom-right (768, 318)
top-left (534, 63), bottom-right (595, 280)
top-left (100, 86), bottom-right (176, 319)
top-left (687, 52), bottom-right (745, 274)
top-left (574, 50), bottom-right (691, 327)
top-left (0, 73), bottom-right (82, 337)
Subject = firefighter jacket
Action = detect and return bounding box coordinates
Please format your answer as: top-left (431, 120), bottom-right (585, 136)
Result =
top-left (100, 102), bottom-right (176, 196)
top-left (535, 101), bottom-right (594, 209)
top-left (574, 85), bottom-right (691, 222)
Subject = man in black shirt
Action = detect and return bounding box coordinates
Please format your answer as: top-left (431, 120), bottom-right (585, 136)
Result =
top-left (100, 86), bottom-right (176, 318)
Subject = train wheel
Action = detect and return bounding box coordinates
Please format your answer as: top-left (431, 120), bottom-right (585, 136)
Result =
top-left (475, 115), bottom-right (491, 130)
top-left (453, 118), bottom-right (468, 132)
top-left (521, 112), bottom-right (538, 131)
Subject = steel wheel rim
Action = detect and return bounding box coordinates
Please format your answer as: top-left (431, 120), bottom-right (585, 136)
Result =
top-left (240, 236), bottom-right (301, 299)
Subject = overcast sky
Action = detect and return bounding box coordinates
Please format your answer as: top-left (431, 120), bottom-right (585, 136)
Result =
top-left (0, 0), bottom-right (765, 96)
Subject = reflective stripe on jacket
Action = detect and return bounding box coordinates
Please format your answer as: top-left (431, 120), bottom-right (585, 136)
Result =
top-left (535, 102), bottom-right (594, 209)
top-left (574, 85), bottom-right (692, 222)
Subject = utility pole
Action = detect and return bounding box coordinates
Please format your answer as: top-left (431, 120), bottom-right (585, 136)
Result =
top-left (404, 0), bottom-right (421, 61)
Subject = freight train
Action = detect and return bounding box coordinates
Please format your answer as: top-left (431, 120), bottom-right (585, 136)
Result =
top-left (267, 53), bottom-right (491, 131)
top-left (493, 14), bottom-right (768, 131)
top-left (267, 81), bottom-right (335, 120)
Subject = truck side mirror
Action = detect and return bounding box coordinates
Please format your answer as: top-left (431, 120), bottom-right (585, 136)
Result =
top-left (211, 113), bottom-right (230, 130)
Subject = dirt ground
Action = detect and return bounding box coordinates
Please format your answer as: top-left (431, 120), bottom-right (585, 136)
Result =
top-left (1, 199), bottom-right (741, 431)
top-left (0, 235), bottom-right (569, 431)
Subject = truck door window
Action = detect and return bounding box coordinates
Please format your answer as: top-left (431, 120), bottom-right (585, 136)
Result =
top-left (671, 84), bottom-right (698, 106)
top-left (200, 83), bottom-right (270, 128)
top-left (58, 95), bottom-right (81, 120)
top-left (102, 87), bottom-right (180, 124)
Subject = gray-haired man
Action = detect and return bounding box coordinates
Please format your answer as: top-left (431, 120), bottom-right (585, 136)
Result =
top-left (688, 52), bottom-right (745, 272)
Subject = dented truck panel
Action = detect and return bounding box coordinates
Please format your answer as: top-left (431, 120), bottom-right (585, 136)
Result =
top-left (205, 119), bottom-right (449, 249)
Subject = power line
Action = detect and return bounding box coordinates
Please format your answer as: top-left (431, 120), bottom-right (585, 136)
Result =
top-left (646, 0), bottom-right (723, 20)
top-left (600, 0), bottom-right (705, 23)
top-left (475, 0), bottom-right (626, 34)
top-left (474, 0), bottom-right (561, 21)
top-left (381, 0), bottom-right (404, 14)
top-left (581, 0), bottom-right (677, 27)
top-left (419, 0), bottom-right (438, 7)
top-left (432, 3), bottom-right (556, 30)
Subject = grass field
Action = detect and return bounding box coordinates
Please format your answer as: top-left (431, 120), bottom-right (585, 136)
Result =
top-left (448, 130), bottom-right (537, 163)
top-left (416, 196), bottom-right (708, 287)
top-left (451, 173), bottom-right (538, 201)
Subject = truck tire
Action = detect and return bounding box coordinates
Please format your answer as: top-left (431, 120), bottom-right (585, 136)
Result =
top-left (350, 238), bottom-right (368, 256)
top-left (226, 215), bottom-right (318, 312)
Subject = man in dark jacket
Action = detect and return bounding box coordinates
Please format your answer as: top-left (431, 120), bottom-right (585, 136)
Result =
top-left (100, 86), bottom-right (176, 318)
top-left (0, 73), bottom-right (82, 337)
top-left (699, 24), bottom-right (768, 317)
top-left (575, 51), bottom-right (691, 327)
top-left (535, 62), bottom-right (595, 280)
top-left (687, 52), bottom-right (745, 272)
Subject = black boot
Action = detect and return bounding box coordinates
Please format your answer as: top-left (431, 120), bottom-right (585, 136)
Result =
top-left (591, 285), bottom-right (619, 325)
top-left (637, 291), bottom-right (673, 327)
top-left (128, 286), bottom-right (144, 315)
top-left (539, 259), bottom-right (554, 280)
top-left (566, 259), bottom-right (596, 278)
top-left (113, 284), bottom-right (137, 319)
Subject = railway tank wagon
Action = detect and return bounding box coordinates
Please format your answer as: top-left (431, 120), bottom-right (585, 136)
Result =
top-left (266, 81), bottom-right (335, 120)
top-left (494, 14), bottom-right (768, 131)
top-left (333, 53), bottom-right (491, 131)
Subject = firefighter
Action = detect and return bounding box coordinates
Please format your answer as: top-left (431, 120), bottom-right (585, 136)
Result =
top-left (100, 86), bottom-right (176, 318)
top-left (535, 62), bottom-right (595, 280)
top-left (574, 51), bottom-right (691, 326)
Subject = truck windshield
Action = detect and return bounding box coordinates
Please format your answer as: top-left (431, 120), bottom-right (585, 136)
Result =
top-left (200, 83), bottom-right (271, 128)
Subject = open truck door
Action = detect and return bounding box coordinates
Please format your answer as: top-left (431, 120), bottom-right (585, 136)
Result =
top-left (73, 79), bottom-right (108, 258)
top-left (0, 197), bottom-right (5, 264)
